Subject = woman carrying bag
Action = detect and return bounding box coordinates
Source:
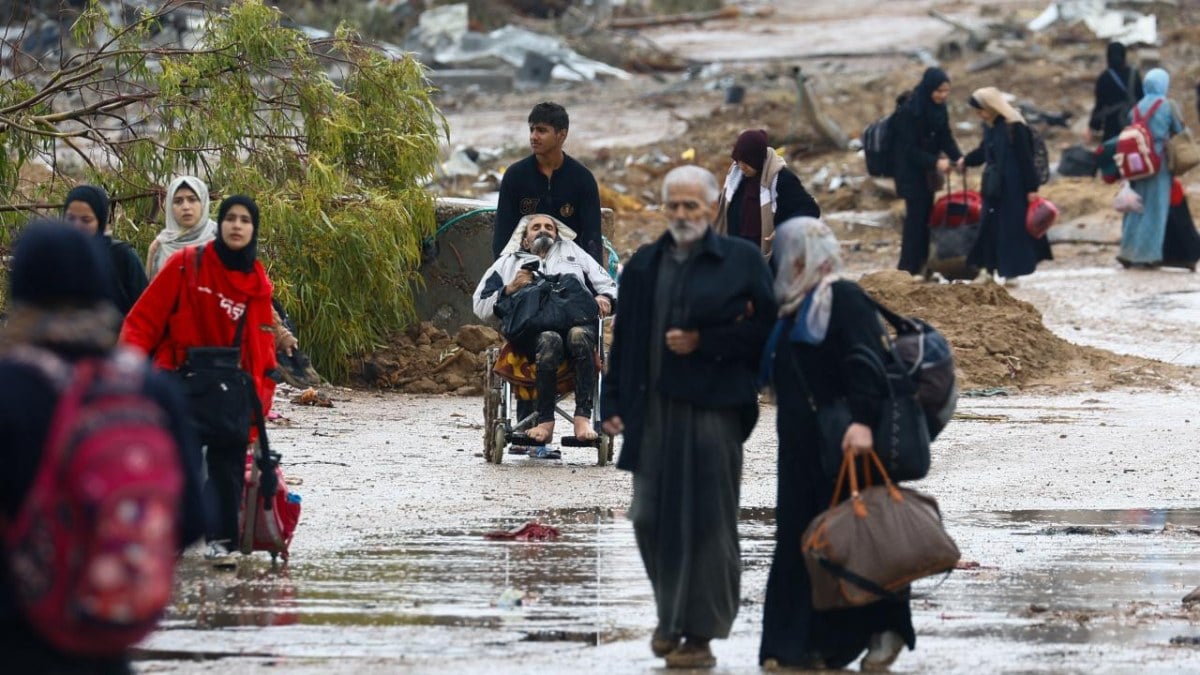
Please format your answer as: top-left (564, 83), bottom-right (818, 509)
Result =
top-left (121, 195), bottom-right (277, 561)
top-left (961, 87), bottom-right (1052, 284)
top-left (1117, 68), bottom-right (1184, 268)
top-left (757, 217), bottom-right (915, 672)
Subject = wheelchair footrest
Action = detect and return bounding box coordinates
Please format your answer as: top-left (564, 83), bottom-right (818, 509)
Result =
top-left (560, 436), bottom-right (600, 448)
top-left (509, 433), bottom-right (536, 446)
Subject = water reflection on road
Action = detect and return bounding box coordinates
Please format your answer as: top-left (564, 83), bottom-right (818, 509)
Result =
top-left (143, 507), bottom-right (1200, 671)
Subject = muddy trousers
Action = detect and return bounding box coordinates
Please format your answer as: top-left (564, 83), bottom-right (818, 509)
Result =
top-left (534, 326), bottom-right (597, 424)
top-left (897, 190), bottom-right (935, 274)
top-left (204, 442), bottom-right (247, 544)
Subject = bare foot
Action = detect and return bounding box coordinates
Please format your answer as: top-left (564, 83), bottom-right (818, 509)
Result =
top-left (526, 421), bottom-right (554, 444)
top-left (573, 416), bottom-right (598, 441)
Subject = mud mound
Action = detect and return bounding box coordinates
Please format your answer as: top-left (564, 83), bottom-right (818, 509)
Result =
top-left (354, 322), bottom-right (501, 395)
top-left (858, 271), bottom-right (1176, 392)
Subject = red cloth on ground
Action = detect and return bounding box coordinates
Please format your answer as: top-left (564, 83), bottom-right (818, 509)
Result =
top-left (120, 243), bottom-right (277, 418)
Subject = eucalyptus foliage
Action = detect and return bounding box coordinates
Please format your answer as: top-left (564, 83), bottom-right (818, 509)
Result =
top-left (0, 0), bottom-right (446, 380)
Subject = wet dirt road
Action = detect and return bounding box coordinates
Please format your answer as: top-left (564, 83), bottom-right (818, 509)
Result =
top-left (137, 250), bottom-right (1200, 674)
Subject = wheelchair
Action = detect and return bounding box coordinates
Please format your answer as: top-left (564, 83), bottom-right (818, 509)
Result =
top-left (482, 318), bottom-right (615, 465)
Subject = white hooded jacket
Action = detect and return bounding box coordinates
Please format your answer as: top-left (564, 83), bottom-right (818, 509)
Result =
top-left (472, 218), bottom-right (616, 322)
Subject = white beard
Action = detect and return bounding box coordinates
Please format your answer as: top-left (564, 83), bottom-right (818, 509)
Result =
top-left (668, 219), bottom-right (707, 246)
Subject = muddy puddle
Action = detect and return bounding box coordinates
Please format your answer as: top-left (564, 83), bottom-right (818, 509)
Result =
top-left (140, 507), bottom-right (1200, 672)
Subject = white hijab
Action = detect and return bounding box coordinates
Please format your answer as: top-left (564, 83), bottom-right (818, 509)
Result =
top-left (148, 176), bottom-right (217, 278)
top-left (773, 217), bottom-right (843, 343)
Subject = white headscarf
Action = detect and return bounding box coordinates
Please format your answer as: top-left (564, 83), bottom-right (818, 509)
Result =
top-left (500, 213), bottom-right (577, 256)
top-left (772, 217), bottom-right (843, 343)
top-left (148, 176), bottom-right (217, 278)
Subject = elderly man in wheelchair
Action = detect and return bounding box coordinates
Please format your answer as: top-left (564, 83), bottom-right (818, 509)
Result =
top-left (473, 213), bottom-right (617, 457)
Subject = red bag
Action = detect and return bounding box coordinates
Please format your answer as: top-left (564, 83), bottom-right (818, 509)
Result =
top-left (1115, 99), bottom-right (1164, 181)
top-left (929, 189), bottom-right (982, 228)
top-left (1025, 196), bottom-right (1059, 239)
top-left (4, 348), bottom-right (183, 656)
top-left (239, 448), bottom-right (301, 561)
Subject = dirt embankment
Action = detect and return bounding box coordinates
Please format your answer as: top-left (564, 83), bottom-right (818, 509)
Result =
top-left (354, 322), bottom-right (501, 395)
top-left (858, 271), bottom-right (1186, 392)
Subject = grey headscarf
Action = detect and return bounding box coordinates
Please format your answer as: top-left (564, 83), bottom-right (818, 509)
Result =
top-left (148, 176), bottom-right (217, 278)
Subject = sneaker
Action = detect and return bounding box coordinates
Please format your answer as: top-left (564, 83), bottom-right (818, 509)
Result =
top-left (664, 640), bottom-right (715, 669)
top-left (860, 630), bottom-right (904, 672)
top-left (204, 540), bottom-right (237, 568)
top-left (651, 626), bottom-right (680, 657)
top-left (530, 446), bottom-right (561, 460)
top-left (763, 656), bottom-right (826, 671)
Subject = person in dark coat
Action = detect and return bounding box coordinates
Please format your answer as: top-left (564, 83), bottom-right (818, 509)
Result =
top-left (601, 165), bottom-right (776, 669)
top-left (961, 87), bottom-right (1052, 283)
top-left (492, 102), bottom-right (603, 265)
top-left (757, 216), bottom-right (915, 672)
top-left (62, 185), bottom-right (149, 320)
top-left (714, 129), bottom-right (821, 255)
top-left (0, 221), bottom-right (206, 675)
top-left (1087, 42), bottom-right (1144, 143)
top-left (891, 67), bottom-right (963, 275)
top-left (1162, 178), bottom-right (1200, 271)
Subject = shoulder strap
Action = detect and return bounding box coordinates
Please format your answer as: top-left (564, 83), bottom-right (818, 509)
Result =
top-left (1133, 98), bottom-right (1164, 125)
top-left (1107, 68), bottom-right (1129, 95)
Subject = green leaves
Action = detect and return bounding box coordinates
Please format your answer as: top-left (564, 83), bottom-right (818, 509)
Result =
top-left (0, 0), bottom-right (445, 381)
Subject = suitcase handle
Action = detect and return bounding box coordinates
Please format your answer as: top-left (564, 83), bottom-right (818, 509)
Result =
top-left (940, 167), bottom-right (972, 228)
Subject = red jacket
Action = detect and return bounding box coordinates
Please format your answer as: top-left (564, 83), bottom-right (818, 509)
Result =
top-left (120, 244), bottom-right (277, 418)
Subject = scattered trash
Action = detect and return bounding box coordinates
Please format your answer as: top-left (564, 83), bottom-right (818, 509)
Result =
top-left (1184, 587), bottom-right (1200, 607)
top-left (962, 387), bottom-right (1016, 397)
top-left (483, 521), bottom-right (562, 541)
top-left (495, 587), bottom-right (538, 609)
top-left (291, 388), bottom-right (334, 408)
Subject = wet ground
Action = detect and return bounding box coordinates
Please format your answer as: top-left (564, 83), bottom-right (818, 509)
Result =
top-left (137, 284), bottom-right (1200, 673)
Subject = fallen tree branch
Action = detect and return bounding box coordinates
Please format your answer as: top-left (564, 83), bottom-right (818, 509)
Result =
top-left (609, 5), bottom-right (740, 29)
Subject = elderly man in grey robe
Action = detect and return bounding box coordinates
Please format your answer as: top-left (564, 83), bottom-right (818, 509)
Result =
top-left (601, 165), bottom-right (776, 669)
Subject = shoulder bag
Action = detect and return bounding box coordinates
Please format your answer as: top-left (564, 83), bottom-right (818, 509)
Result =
top-left (802, 449), bottom-right (961, 610)
top-left (175, 247), bottom-right (256, 448)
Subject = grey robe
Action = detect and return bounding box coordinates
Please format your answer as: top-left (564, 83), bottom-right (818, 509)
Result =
top-left (628, 246), bottom-right (744, 640)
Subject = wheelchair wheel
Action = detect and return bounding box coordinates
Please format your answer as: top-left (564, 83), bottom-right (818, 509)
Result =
top-left (597, 433), bottom-right (612, 467)
top-left (490, 420), bottom-right (508, 465)
top-left (483, 348), bottom-right (501, 463)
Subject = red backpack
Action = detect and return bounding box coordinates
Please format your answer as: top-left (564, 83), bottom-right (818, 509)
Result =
top-left (1115, 99), bottom-right (1164, 181)
top-left (3, 347), bottom-right (183, 657)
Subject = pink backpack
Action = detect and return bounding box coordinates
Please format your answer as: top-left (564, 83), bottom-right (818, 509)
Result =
top-left (3, 347), bottom-right (183, 657)
top-left (1115, 99), bottom-right (1164, 181)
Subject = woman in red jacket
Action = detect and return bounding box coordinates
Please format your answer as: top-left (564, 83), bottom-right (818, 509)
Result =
top-left (121, 195), bottom-right (276, 561)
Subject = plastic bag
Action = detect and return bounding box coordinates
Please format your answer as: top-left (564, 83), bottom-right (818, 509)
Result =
top-left (1113, 183), bottom-right (1144, 214)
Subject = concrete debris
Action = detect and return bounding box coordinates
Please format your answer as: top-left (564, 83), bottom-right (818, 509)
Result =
top-left (441, 146), bottom-right (483, 178)
top-left (1028, 1), bottom-right (1160, 45)
top-left (409, 4), bottom-right (631, 84)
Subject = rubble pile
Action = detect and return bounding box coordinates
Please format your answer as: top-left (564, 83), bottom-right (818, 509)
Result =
top-left (354, 322), bottom-right (502, 395)
top-left (858, 271), bottom-right (1170, 391)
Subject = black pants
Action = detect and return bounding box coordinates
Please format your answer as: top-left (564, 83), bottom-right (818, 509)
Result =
top-left (204, 442), bottom-right (246, 544)
top-left (534, 326), bottom-right (597, 425)
top-left (897, 190), bottom-right (935, 274)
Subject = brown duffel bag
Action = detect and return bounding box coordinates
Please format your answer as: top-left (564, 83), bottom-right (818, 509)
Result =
top-left (802, 449), bottom-right (960, 610)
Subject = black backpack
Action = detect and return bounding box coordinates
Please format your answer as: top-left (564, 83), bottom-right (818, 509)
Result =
top-left (1027, 126), bottom-right (1051, 186)
top-left (871, 298), bottom-right (958, 441)
top-left (862, 91), bottom-right (911, 178)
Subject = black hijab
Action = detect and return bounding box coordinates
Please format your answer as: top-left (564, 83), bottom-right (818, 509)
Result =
top-left (910, 67), bottom-right (951, 126)
top-left (213, 195), bottom-right (260, 272)
top-left (1106, 42), bottom-right (1127, 71)
top-left (9, 219), bottom-right (116, 309)
top-left (62, 185), bottom-right (111, 236)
